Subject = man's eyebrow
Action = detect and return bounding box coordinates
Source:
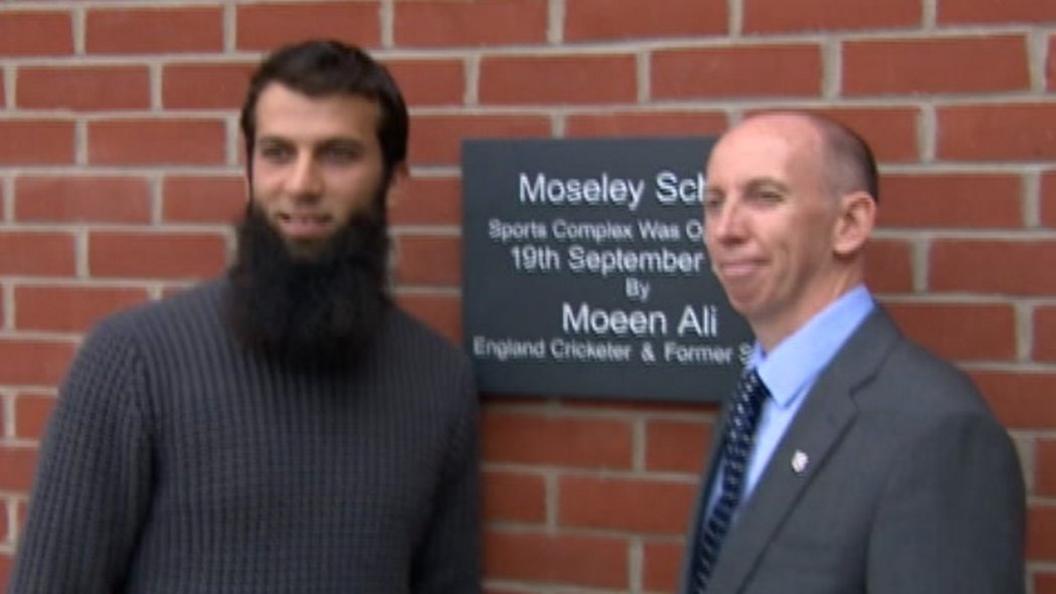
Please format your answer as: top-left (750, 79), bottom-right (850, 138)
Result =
top-left (255, 135), bottom-right (289, 145)
top-left (318, 137), bottom-right (366, 148)
top-left (744, 177), bottom-right (790, 192)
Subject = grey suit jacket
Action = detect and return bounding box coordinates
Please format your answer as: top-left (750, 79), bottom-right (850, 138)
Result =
top-left (679, 308), bottom-right (1026, 594)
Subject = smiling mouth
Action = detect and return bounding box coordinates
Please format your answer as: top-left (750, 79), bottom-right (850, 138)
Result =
top-left (717, 260), bottom-right (761, 279)
top-left (276, 212), bottom-right (333, 239)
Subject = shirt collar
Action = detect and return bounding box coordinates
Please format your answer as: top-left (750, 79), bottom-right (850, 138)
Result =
top-left (749, 285), bottom-right (875, 408)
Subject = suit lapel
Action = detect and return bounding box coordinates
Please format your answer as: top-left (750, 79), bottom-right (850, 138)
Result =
top-left (705, 309), bottom-right (901, 593)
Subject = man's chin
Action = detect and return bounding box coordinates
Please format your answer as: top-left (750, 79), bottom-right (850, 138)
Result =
top-left (227, 207), bottom-right (391, 369)
top-left (282, 236), bottom-right (330, 261)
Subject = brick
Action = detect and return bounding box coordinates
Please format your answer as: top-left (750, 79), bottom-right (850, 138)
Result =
top-left (389, 177), bottom-right (460, 226)
top-left (1035, 306), bottom-right (1056, 362)
top-left (930, 240), bottom-right (1056, 296)
top-left (886, 302), bottom-right (1016, 362)
top-left (17, 500), bottom-right (28, 533)
top-left (483, 470), bottom-right (546, 523)
top-left (1039, 573), bottom-right (1056, 594)
top-left (559, 476), bottom-right (696, 533)
top-left (0, 446), bottom-right (38, 491)
top-left (163, 63), bottom-right (255, 110)
top-left (745, 0), bottom-right (920, 32)
top-left (395, 293), bottom-right (461, 344)
top-left (0, 12), bottom-right (72, 56)
top-left (938, 0), bottom-right (1056, 24)
top-left (483, 530), bottom-right (627, 588)
top-left (482, 411), bottom-right (632, 469)
top-left (878, 174), bottom-right (1022, 228)
top-left (480, 55), bottom-right (637, 106)
top-left (394, 235), bottom-right (460, 286)
top-left (89, 232), bottom-right (227, 280)
top-left (17, 66), bottom-right (150, 111)
top-left (652, 45), bottom-right (822, 99)
top-left (163, 176), bottom-right (246, 224)
top-left (770, 107), bottom-right (920, 163)
top-left (844, 36), bottom-right (1029, 95)
top-left (0, 232), bottom-right (76, 276)
top-left (14, 392), bottom-right (57, 440)
top-left (0, 498), bottom-right (7, 542)
top-left (1049, 36), bottom-right (1056, 92)
top-left (1029, 505), bottom-right (1056, 561)
top-left (409, 115), bottom-right (550, 166)
top-left (566, 0), bottom-right (726, 41)
top-left (0, 339), bottom-right (76, 386)
top-left (87, 7), bottom-right (222, 54)
top-left (385, 59), bottom-right (465, 107)
top-left (394, 0), bottom-right (546, 47)
top-left (971, 372), bottom-right (1056, 429)
top-left (864, 239), bottom-right (913, 294)
top-left (0, 120), bottom-right (75, 165)
top-left (15, 176), bottom-right (151, 224)
top-left (646, 419), bottom-right (712, 473)
top-left (566, 111), bottom-right (728, 138)
top-left (643, 541), bottom-right (686, 593)
top-left (88, 119), bottom-right (226, 165)
top-left (0, 555), bottom-right (10, 591)
top-left (15, 285), bottom-right (150, 333)
top-left (237, 2), bottom-right (380, 51)
top-left (1039, 440), bottom-right (1056, 497)
top-left (1042, 171), bottom-right (1056, 228)
top-left (562, 399), bottom-right (715, 416)
top-left (938, 104), bottom-right (1056, 161)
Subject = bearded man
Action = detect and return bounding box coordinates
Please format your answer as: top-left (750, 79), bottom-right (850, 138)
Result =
top-left (9, 40), bottom-right (480, 594)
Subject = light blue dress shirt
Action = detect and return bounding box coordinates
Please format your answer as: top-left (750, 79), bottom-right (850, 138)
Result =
top-left (706, 284), bottom-right (875, 516)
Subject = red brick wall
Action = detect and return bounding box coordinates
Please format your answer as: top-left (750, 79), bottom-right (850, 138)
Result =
top-left (0, 1), bottom-right (1053, 592)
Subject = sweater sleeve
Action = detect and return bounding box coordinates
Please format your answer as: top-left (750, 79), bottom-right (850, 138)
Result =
top-left (410, 360), bottom-right (482, 594)
top-left (8, 320), bottom-right (154, 594)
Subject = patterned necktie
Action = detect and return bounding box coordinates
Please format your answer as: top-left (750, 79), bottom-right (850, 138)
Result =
top-left (692, 367), bottom-right (770, 593)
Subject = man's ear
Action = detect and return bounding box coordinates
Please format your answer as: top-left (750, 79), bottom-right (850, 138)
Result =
top-left (832, 191), bottom-right (876, 257)
top-left (385, 161), bottom-right (410, 210)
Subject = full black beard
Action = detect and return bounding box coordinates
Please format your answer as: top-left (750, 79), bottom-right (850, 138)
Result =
top-left (226, 204), bottom-right (391, 372)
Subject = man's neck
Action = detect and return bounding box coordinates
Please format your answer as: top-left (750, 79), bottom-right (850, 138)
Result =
top-left (753, 274), bottom-right (864, 353)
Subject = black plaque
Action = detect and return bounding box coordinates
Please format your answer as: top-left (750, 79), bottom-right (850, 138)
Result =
top-left (461, 137), bottom-right (752, 402)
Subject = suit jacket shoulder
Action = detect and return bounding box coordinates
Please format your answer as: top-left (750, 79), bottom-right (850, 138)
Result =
top-left (686, 306), bottom-right (1025, 594)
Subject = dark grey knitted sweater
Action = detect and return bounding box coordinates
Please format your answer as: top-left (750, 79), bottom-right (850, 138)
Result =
top-left (9, 279), bottom-right (481, 593)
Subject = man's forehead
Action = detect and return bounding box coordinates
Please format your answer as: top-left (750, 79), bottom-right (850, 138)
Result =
top-left (254, 83), bottom-right (381, 139)
top-left (708, 115), bottom-right (822, 176)
top-left (725, 114), bottom-right (820, 150)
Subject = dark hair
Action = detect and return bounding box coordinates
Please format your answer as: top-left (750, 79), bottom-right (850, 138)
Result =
top-left (240, 39), bottom-right (409, 181)
top-left (736, 111), bottom-right (880, 202)
top-left (808, 114), bottom-right (880, 202)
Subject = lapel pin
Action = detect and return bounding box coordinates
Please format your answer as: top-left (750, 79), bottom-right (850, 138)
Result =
top-left (791, 450), bottom-right (809, 474)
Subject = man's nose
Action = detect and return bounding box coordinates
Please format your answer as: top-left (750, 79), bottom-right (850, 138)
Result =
top-left (708, 201), bottom-right (745, 243)
top-left (287, 154), bottom-right (323, 197)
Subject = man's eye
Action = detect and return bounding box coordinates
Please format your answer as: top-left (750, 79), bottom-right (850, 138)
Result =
top-left (750, 190), bottom-right (783, 203)
top-left (258, 145), bottom-right (291, 161)
top-left (321, 146), bottom-right (360, 163)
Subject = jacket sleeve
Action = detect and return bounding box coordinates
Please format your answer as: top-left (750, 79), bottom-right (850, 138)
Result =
top-left (8, 321), bottom-right (154, 594)
top-left (866, 411), bottom-right (1026, 594)
top-left (410, 360), bottom-right (482, 594)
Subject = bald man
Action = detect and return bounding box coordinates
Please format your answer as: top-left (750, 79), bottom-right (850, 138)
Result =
top-left (679, 112), bottom-right (1025, 594)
